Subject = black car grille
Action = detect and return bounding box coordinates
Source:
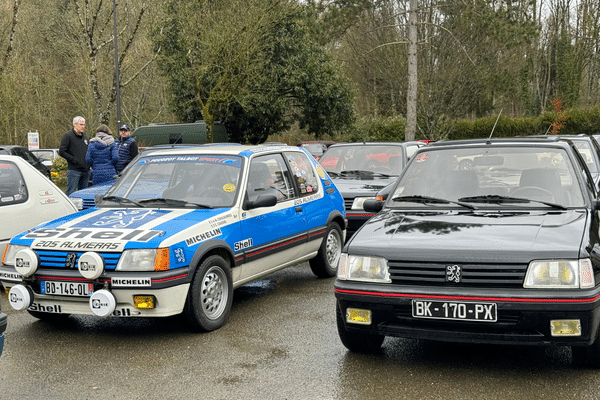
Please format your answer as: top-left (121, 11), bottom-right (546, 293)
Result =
top-left (82, 198), bottom-right (96, 209)
top-left (37, 250), bottom-right (121, 270)
top-left (388, 260), bottom-right (527, 288)
top-left (343, 198), bottom-right (353, 210)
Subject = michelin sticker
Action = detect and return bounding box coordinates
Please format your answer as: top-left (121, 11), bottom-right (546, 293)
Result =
top-left (185, 228), bottom-right (222, 246)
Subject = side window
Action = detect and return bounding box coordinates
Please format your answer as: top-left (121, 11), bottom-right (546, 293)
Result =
top-left (247, 154), bottom-right (293, 202)
top-left (285, 152), bottom-right (319, 196)
top-left (0, 161), bottom-right (28, 205)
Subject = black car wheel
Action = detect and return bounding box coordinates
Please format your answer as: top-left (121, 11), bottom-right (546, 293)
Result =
top-left (184, 255), bottom-right (233, 332)
top-left (336, 302), bottom-right (384, 353)
top-left (309, 222), bottom-right (342, 278)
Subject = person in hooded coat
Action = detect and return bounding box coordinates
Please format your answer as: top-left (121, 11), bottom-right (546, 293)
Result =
top-left (85, 124), bottom-right (119, 186)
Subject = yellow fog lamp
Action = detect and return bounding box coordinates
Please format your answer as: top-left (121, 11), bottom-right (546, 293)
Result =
top-left (346, 308), bottom-right (372, 325)
top-left (550, 319), bottom-right (581, 336)
top-left (133, 295), bottom-right (156, 309)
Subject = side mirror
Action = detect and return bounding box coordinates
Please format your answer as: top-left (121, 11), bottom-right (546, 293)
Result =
top-left (245, 194), bottom-right (278, 210)
top-left (94, 193), bottom-right (104, 204)
top-left (593, 200), bottom-right (600, 211)
top-left (363, 199), bottom-right (384, 213)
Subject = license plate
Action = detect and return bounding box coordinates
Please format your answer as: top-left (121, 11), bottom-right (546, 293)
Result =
top-left (412, 300), bottom-right (497, 322)
top-left (40, 281), bottom-right (94, 297)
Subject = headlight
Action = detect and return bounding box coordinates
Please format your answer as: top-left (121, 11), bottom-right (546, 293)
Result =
top-left (351, 197), bottom-right (376, 211)
top-left (524, 259), bottom-right (595, 289)
top-left (337, 253), bottom-right (390, 283)
top-left (2, 245), bottom-right (30, 266)
top-left (70, 197), bottom-right (83, 210)
top-left (116, 248), bottom-right (170, 272)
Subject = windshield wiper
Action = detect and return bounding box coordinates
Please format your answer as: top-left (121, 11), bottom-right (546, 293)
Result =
top-left (458, 195), bottom-right (567, 210)
top-left (101, 195), bottom-right (143, 207)
top-left (137, 197), bottom-right (212, 209)
top-left (391, 195), bottom-right (477, 210)
top-left (340, 170), bottom-right (373, 176)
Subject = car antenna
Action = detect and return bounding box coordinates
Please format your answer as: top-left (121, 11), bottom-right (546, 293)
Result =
top-left (487, 109), bottom-right (503, 143)
top-left (544, 124), bottom-right (552, 135)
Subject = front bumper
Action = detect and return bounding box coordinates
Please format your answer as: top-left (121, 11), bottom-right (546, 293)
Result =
top-left (0, 265), bottom-right (192, 318)
top-left (334, 280), bottom-right (600, 346)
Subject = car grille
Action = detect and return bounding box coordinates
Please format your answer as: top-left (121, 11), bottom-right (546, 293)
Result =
top-left (37, 250), bottom-right (121, 270)
top-left (388, 260), bottom-right (527, 288)
top-left (343, 198), bottom-right (353, 210)
top-left (82, 198), bottom-right (96, 209)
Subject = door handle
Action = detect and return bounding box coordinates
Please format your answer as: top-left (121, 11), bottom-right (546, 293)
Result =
top-left (295, 206), bottom-right (303, 213)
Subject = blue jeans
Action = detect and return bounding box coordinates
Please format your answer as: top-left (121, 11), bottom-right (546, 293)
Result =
top-left (66, 169), bottom-right (91, 196)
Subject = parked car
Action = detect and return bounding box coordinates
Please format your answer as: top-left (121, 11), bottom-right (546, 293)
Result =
top-left (0, 145), bottom-right (50, 178)
top-left (298, 141), bottom-right (336, 161)
top-left (1, 144), bottom-right (346, 332)
top-left (319, 141), bottom-right (425, 239)
top-left (526, 134), bottom-right (600, 187)
top-left (31, 148), bottom-right (60, 169)
top-left (0, 155), bottom-right (78, 258)
top-left (335, 136), bottom-right (600, 367)
top-left (69, 144), bottom-right (209, 210)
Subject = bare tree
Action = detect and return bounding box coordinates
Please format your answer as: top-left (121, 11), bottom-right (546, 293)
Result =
top-left (0, 0), bottom-right (18, 76)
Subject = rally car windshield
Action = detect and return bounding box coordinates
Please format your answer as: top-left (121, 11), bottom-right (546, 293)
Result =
top-left (101, 154), bottom-right (242, 208)
top-left (389, 145), bottom-right (586, 208)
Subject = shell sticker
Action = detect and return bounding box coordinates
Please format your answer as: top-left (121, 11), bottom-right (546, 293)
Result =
top-left (223, 183), bottom-right (236, 192)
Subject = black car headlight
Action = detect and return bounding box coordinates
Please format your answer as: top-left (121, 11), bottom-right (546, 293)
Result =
top-left (337, 253), bottom-right (390, 283)
top-left (524, 259), bottom-right (594, 289)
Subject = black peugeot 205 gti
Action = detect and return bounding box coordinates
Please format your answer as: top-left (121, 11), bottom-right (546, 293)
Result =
top-left (334, 136), bottom-right (600, 367)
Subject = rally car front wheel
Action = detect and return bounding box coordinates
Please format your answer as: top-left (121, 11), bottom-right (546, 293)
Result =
top-left (309, 222), bottom-right (342, 278)
top-left (184, 255), bottom-right (233, 332)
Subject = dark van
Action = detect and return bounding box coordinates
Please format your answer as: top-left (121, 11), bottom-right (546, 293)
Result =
top-left (131, 121), bottom-right (227, 147)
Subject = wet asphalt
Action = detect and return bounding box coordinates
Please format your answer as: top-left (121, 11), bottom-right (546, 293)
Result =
top-left (0, 263), bottom-right (597, 399)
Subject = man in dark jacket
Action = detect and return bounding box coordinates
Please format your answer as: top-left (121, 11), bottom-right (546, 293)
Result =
top-left (59, 116), bottom-right (90, 195)
top-left (116, 124), bottom-right (138, 173)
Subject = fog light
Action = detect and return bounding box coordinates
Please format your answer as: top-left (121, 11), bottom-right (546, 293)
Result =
top-left (550, 319), bottom-right (581, 336)
top-left (346, 308), bottom-right (372, 325)
top-left (134, 295), bottom-right (155, 309)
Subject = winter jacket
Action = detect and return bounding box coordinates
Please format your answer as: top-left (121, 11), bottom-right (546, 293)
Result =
top-left (85, 133), bottom-right (118, 186)
top-left (116, 136), bottom-right (138, 173)
top-left (59, 129), bottom-right (89, 172)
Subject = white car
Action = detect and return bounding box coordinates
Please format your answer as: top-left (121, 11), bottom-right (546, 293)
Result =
top-left (0, 155), bottom-right (78, 258)
top-left (31, 148), bottom-right (59, 169)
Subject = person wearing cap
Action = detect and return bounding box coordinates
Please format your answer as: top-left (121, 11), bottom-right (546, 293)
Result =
top-left (115, 124), bottom-right (138, 173)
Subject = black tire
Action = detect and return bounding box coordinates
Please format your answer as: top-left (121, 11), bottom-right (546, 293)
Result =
top-left (309, 222), bottom-right (343, 278)
top-left (336, 302), bottom-right (384, 353)
top-left (184, 255), bottom-right (233, 332)
top-left (27, 310), bottom-right (71, 321)
top-left (572, 341), bottom-right (600, 368)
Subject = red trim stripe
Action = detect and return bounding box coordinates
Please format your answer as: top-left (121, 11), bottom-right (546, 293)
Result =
top-left (247, 236), bottom-right (306, 257)
top-left (335, 288), bottom-right (600, 304)
top-left (37, 276), bottom-right (91, 282)
top-left (309, 229), bottom-right (326, 237)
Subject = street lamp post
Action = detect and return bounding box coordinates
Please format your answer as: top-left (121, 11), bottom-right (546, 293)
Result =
top-left (113, 0), bottom-right (121, 130)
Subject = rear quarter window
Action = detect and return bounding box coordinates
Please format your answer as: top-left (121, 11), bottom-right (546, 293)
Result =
top-left (0, 161), bottom-right (28, 206)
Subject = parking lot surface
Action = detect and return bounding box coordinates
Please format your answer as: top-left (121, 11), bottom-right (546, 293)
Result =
top-left (0, 264), bottom-right (598, 399)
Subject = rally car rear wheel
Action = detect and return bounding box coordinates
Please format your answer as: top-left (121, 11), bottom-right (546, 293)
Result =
top-left (309, 222), bottom-right (342, 278)
top-left (336, 302), bottom-right (384, 353)
top-left (184, 255), bottom-right (233, 332)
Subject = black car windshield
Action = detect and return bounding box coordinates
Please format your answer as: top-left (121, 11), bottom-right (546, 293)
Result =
top-left (101, 154), bottom-right (242, 208)
top-left (320, 145), bottom-right (405, 176)
top-left (389, 145), bottom-right (586, 208)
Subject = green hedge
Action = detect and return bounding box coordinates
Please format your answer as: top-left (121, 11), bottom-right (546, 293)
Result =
top-left (349, 106), bottom-right (600, 142)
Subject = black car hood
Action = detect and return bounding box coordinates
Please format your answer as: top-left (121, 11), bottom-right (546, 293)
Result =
top-left (330, 176), bottom-right (398, 198)
top-left (348, 209), bottom-right (588, 263)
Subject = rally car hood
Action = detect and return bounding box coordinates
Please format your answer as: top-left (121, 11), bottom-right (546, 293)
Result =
top-left (331, 176), bottom-right (398, 198)
top-left (10, 207), bottom-right (234, 252)
top-left (347, 209), bottom-right (588, 264)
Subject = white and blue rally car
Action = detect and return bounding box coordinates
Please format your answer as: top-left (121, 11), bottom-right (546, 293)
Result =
top-left (0, 144), bottom-right (346, 331)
